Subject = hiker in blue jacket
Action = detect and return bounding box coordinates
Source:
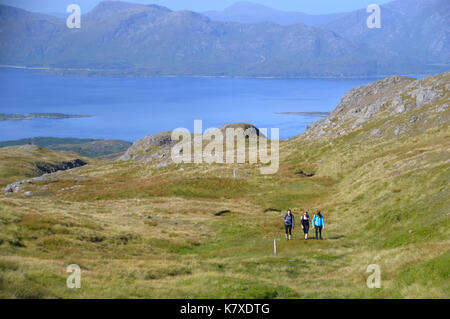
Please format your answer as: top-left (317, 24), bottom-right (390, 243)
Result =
top-left (283, 209), bottom-right (295, 240)
top-left (312, 211), bottom-right (325, 240)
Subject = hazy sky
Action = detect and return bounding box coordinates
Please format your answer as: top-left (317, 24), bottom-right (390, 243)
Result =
top-left (0, 0), bottom-right (392, 14)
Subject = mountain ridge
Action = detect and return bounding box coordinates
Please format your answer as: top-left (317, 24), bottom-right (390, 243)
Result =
top-left (0, 0), bottom-right (447, 77)
top-left (204, 1), bottom-right (347, 26)
top-left (326, 0), bottom-right (450, 64)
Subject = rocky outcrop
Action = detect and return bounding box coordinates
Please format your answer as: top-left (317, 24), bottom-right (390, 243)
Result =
top-left (119, 132), bottom-right (176, 163)
top-left (120, 123), bottom-right (263, 165)
top-left (34, 159), bottom-right (87, 174)
top-left (4, 159), bottom-right (87, 194)
top-left (305, 72), bottom-right (450, 140)
top-left (215, 210), bottom-right (231, 216)
top-left (219, 123), bottom-right (263, 138)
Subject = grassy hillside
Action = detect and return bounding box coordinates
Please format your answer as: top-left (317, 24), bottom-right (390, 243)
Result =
top-left (0, 138), bottom-right (132, 159)
top-left (0, 145), bottom-right (91, 187)
top-left (0, 73), bottom-right (448, 299)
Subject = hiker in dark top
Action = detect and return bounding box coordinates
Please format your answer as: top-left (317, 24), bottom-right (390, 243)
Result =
top-left (301, 211), bottom-right (311, 240)
top-left (312, 210), bottom-right (325, 240)
top-left (283, 209), bottom-right (295, 240)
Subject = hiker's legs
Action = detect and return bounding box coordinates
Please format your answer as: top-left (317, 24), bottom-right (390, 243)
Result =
top-left (318, 226), bottom-right (322, 239)
top-left (285, 225), bottom-right (292, 240)
top-left (315, 226), bottom-right (319, 239)
top-left (285, 225), bottom-right (291, 239)
top-left (304, 224), bottom-right (309, 239)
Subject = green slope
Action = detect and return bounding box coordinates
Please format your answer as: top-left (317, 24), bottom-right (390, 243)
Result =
top-left (0, 145), bottom-right (91, 186)
top-left (0, 137), bottom-right (132, 159)
top-left (0, 72), bottom-right (448, 298)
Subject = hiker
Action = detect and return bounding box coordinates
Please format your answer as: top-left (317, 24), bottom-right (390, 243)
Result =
top-left (312, 211), bottom-right (325, 240)
top-left (301, 211), bottom-right (311, 240)
top-left (283, 209), bottom-right (295, 240)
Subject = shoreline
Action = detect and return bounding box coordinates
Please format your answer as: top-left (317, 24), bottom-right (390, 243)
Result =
top-left (276, 112), bottom-right (330, 117)
top-left (0, 113), bottom-right (95, 121)
top-left (0, 65), bottom-right (433, 80)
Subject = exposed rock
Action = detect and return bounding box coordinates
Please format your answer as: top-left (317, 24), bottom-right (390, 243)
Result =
top-left (215, 210), bottom-right (231, 216)
top-left (371, 128), bottom-right (381, 137)
top-left (34, 159), bottom-right (87, 175)
top-left (61, 185), bottom-right (83, 191)
top-left (436, 104), bottom-right (448, 112)
top-left (414, 87), bottom-right (441, 107)
top-left (305, 72), bottom-right (449, 140)
top-left (120, 132), bottom-right (175, 162)
top-left (393, 104), bottom-right (406, 115)
top-left (219, 123), bottom-right (263, 138)
top-left (295, 170), bottom-right (315, 177)
top-left (120, 123), bottom-right (263, 166)
top-left (4, 160), bottom-right (87, 194)
top-left (409, 116), bottom-right (420, 123)
top-left (4, 182), bottom-right (21, 194)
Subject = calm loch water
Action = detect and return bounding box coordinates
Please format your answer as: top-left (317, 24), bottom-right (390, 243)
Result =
top-left (0, 68), bottom-right (375, 141)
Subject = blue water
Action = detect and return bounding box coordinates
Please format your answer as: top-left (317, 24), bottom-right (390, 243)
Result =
top-left (0, 68), bottom-right (375, 141)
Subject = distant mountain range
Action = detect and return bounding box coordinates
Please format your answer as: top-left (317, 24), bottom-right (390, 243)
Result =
top-left (203, 1), bottom-right (347, 26)
top-left (326, 0), bottom-right (450, 65)
top-left (0, 0), bottom-right (448, 77)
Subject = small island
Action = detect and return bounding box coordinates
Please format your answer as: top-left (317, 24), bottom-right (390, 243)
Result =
top-left (0, 113), bottom-right (94, 121)
top-left (276, 112), bottom-right (330, 117)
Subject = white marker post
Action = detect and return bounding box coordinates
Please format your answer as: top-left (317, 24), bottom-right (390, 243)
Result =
top-left (274, 239), bottom-right (277, 255)
top-left (233, 169), bottom-right (236, 180)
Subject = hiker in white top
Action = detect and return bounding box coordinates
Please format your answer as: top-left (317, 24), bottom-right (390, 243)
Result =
top-left (301, 212), bottom-right (311, 240)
